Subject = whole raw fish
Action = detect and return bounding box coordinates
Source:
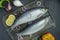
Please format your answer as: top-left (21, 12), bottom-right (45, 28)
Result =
top-left (11, 8), bottom-right (48, 31)
top-left (17, 16), bottom-right (50, 35)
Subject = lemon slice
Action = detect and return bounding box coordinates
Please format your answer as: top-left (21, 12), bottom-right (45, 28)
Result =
top-left (6, 14), bottom-right (16, 26)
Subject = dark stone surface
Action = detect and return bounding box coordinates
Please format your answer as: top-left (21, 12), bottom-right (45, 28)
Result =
top-left (45, 0), bottom-right (60, 40)
top-left (0, 0), bottom-right (59, 40)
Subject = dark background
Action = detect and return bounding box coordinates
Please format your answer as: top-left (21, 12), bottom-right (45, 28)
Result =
top-left (0, 0), bottom-right (60, 40)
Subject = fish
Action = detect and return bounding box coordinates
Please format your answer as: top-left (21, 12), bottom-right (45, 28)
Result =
top-left (17, 16), bottom-right (50, 35)
top-left (10, 8), bottom-right (48, 31)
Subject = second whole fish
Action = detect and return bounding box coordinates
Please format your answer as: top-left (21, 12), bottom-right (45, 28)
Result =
top-left (17, 16), bottom-right (50, 35)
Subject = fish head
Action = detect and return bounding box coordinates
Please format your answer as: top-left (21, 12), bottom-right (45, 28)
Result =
top-left (40, 8), bottom-right (48, 13)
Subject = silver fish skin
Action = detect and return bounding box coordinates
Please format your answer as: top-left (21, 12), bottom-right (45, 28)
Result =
top-left (11, 8), bottom-right (48, 30)
top-left (17, 17), bottom-right (50, 35)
